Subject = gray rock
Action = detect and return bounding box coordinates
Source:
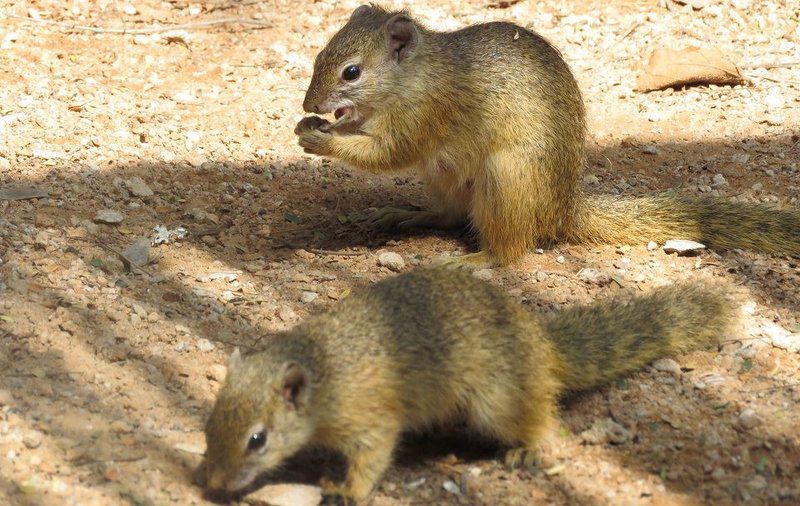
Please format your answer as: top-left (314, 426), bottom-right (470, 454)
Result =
top-left (0, 186), bottom-right (49, 201)
top-left (125, 177), bottom-right (154, 197)
top-left (712, 174), bottom-right (728, 187)
top-left (94, 209), bottom-right (124, 224)
top-left (122, 238), bottom-right (151, 267)
top-left (578, 268), bottom-right (611, 286)
top-left (662, 239), bottom-right (706, 255)
top-left (580, 417), bottom-right (630, 445)
top-left (377, 251), bottom-right (405, 272)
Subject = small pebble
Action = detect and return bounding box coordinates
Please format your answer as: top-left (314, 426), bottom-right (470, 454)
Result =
top-left (578, 268), bottom-right (611, 286)
top-left (748, 475), bottom-right (768, 490)
top-left (377, 252), bottom-right (405, 271)
top-left (125, 177), bottom-right (153, 197)
top-left (473, 269), bottom-right (493, 281)
top-left (712, 174), bottom-right (728, 187)
top-left (23, 430), bottom-right (43, 449)
top-left (278, 306), bottom-right (296, 322)
top-left (647, 241), bottom-right (658, 251)
top-left (300, 291), bottom-right (319, 303)
top-left (0, 389), bottom-right (13, 406)
top-left (662, 239), bottom-right (706, 255)
top-left (207, 364), bottom-right (227, 382)
top-left (652, 358), bottom-right (681, 376)
top-left (737, 408), bottom-right (760, 430)
top-left (442, 479), bottom-right (461, 495)
top-left (580, 418), bottom-right (629, 445)
top-left (244, 484), bottom-right (322, 506)
top-left (197, 339), bottom-right (216, 352)
top-left (94, 209), bottom-right (124, 224)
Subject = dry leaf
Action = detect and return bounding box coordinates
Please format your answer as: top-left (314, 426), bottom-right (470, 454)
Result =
top-left (636, 46), bottom-right (746, 92)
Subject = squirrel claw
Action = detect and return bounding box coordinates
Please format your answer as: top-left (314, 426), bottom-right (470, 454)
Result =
top-left (504, 447), bottom-right (541, 471)
top-left (295, 115), bottom-right (330, 135)
top-left (321, 493), bottom-right (357, 506)
top-left (434, 252), bottom-right (494, 270)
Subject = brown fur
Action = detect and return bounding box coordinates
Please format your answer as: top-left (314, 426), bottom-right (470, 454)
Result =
top-left (203, 268), bottom-right (736, 503)
top-left (296, 5), bottom-right (800, 265)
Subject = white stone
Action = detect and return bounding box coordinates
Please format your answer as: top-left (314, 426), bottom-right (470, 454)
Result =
top-left (652, 358), bottom-right (681, 375)
top-left (662, 239), bottom-right (706, 255)
top-left (300, 291), bottom-right (319, 303)
top-left (377, 252), bottom-right (405, 272)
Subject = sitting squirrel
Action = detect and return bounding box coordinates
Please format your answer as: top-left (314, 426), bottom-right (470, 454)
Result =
top-left (295, 5), bottom-right (800, 266)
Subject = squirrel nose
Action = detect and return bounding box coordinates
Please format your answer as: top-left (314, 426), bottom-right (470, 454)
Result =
top-left (303, 99), bottom-right (319, 114)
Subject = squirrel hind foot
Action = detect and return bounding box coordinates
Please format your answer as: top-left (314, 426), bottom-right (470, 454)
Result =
top-left (433, 251), bottom-right (495, 270)
top-left (504, 447), bottom-right (541, 472)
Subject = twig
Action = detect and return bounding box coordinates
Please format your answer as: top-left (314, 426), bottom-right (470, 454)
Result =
top-left (71, 454), bottom-right (146, 466)
top-left (308, 248), bottom-right (367, 257)
top-left (3, 13), bottom-right (272, 34)
top-left (741, 61), bottom-right (800, 70)
top-left (205, 0), bottom-right (265, 13)
top-left (72, 238), bottom-right (153, 276)
top-left (747, 73), bottom-right (800, 86)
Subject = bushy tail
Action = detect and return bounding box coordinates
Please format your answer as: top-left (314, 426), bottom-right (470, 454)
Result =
top-left (567, 194), bottom-right (800, 256)
top-left (545, 284), bottom-right (737, 391)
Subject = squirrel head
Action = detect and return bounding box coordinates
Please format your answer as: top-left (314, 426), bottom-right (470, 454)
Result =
top-left (203, 348), bottom-right (314, 493)
top-left (302, 4), bottom-right (422, 123)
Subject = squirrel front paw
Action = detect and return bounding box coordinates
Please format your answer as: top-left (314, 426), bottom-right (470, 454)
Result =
top-left (298, 127), bottom-right (333, 156)
top-left (294, 115), bottom-right (330, 135)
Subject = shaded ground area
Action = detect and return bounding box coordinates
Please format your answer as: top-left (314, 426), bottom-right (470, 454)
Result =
top-left (0, 1), bottom-right (798, 505)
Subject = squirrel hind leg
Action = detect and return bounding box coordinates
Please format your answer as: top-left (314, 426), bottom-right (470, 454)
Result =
top-left (464, 386), bottom-right (557, 470)
top-left (363, 205), bottom-right (465, 231)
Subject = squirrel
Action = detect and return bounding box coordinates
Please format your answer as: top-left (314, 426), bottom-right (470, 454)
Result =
top-left (202, 267), bottom-right (736, 503)
top-left (294, 4), bottom-right (800, 266)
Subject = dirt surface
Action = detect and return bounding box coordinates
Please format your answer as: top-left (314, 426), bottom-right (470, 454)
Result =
top-left (1, 1), bottom-right (799, 505)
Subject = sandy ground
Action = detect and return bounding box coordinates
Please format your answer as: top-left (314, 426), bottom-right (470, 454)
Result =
top-left (0, 0), bottom-right (799, 505)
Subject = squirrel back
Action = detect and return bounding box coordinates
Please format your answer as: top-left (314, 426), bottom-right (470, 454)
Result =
top-left (203, 267), bottom-right (736, 501)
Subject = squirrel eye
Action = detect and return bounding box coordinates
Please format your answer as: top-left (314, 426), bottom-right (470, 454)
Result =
top-left (247, 431), bottom-right (266, 451)
top-left (341, 65), bottom-right (361, 82)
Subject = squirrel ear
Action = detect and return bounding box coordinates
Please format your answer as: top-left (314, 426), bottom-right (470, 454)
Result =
top-left (227, 348), bottom-right (242, 372)
top-left (281, 363), bottom-right (308, 411)
top-left (385, 13), bottom-right (418, 62)
top-left (350, 5), bottom-right (373, 19)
